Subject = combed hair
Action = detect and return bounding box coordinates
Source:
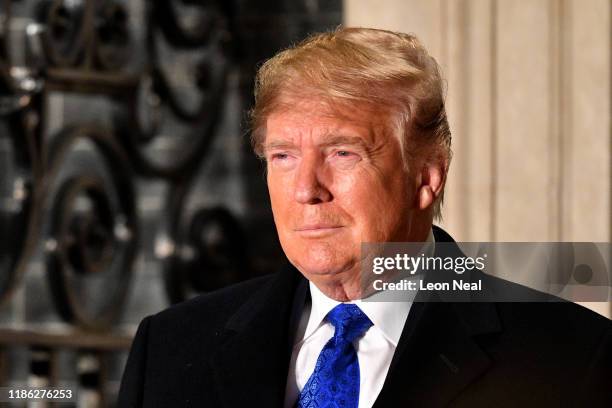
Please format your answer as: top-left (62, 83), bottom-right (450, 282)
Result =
top-left (249, 26), bottom-right (452, 219)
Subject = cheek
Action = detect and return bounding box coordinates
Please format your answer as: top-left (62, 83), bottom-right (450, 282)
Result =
top-left (330, 170), bottom-right (367, 197)
top-left (267, 172), bottom-right (292, 208)
top-left (334, 170), bottom-right (412, 237)
top-left (333, 169), bottom-right (396, 211)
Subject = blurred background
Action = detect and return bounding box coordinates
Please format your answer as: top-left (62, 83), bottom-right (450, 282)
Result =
top-left (0, 0), bottom-right (609, 406)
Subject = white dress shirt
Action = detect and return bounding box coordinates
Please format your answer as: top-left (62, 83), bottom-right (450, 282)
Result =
top-left (284, 230), bottom-right (434, 408)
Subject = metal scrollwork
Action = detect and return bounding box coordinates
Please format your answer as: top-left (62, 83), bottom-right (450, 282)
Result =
top-left (0, 0), bottom-right (12, 70)
top-left (1, 0), bottom-right (238, 322)
top-left (0, 1), bottom-right (42, 306)
top-left (152, 0), bottom-right (228, 49)
top-left (0, 95), bottom-right (41, 306)
top-left (43, 126), bottom-right (137, 330)
top-left (36, 0), bottom-right (89, 68)
top-left (93, 0), bottom-right (130, 71)
top-left (114, 0), bottom-right (232, 178)
top-left (157, 181), bottom-right (250, 304)
top-left (35, 0), bottom-right (131, 71)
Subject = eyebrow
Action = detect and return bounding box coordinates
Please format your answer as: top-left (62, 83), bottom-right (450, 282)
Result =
top-left (263, 140), bottom-right (297, 152)
top-left (320, 134), bottom-right (369, 149)
top-left (263, 134), bottom-right (369, 152)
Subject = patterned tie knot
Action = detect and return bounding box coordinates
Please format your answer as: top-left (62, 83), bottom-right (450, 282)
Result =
top-left (326, 304), bottom-right (373, 344)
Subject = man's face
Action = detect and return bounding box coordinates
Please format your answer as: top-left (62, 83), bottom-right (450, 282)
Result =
top-left (264, 100), bottom-right (420, 288)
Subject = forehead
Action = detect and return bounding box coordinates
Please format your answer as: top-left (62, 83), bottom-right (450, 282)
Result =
top-left (264, 99), bottom-right (391, 145)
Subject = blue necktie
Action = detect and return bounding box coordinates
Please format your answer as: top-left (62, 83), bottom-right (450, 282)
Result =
top-left (297, 304), bottom-right (373, 408)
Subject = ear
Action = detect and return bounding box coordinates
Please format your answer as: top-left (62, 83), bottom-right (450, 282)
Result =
top-left (416, 158), bottom-right (447, 211)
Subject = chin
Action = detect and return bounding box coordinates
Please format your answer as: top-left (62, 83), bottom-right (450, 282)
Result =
top-left (281, 232), bottom-right (358, 275)
top-left (299, 263), bottom-right (343, 277)
top-left (292, 254), bottom-right (357, 281)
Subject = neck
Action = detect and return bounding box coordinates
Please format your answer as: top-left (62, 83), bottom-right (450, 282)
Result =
top-left (310, 265), bottom-right (364, 301)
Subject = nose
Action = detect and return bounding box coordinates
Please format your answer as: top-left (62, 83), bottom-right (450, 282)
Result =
top-left (294, 153), bottom-right (332, 204)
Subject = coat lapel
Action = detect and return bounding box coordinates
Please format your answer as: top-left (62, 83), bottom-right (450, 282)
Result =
top-left (211, 264), bottom-right (307, 407)
top-left (373, 299), bottom-right (500, 407)
top-left (373, 226), bottom-right (503, 407)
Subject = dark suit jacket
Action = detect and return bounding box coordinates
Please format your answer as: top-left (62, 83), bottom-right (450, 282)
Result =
top-left (117, 227), bottom-right (611, 407)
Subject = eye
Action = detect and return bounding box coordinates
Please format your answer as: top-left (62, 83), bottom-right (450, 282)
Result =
top-left (328, 149), bottom-right (361, 168)
top-left (271, 153), bottom-right (289, 160)
top-left (267, 151), bottom-right (297, 170)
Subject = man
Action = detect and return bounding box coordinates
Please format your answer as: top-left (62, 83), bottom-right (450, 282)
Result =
top-left (118, 27), bottom-right (610, 407)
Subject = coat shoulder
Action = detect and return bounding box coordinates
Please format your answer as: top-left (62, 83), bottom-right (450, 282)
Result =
top-left (148, 273), bottom-right (275, 335)
top-left (483, 271), bottom-right (610, 334)
top-left (117, 275), bottom-right (279, 407)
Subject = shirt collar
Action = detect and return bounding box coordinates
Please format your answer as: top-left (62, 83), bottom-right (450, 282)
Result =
top-left (302, 228), bottom-right (435, 346)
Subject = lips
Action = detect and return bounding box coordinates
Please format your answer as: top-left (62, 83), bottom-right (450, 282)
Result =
top-left (293, 224), bottom-right (345, 238)
top-left (295, 224), bottom-right (343, 231)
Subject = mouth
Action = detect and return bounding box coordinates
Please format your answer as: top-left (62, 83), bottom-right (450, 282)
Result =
top-left (294, 225), bottom-right (344, 237)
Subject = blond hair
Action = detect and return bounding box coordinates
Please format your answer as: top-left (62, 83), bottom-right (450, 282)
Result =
top-left (249, 26), bottom-right (451, 219)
